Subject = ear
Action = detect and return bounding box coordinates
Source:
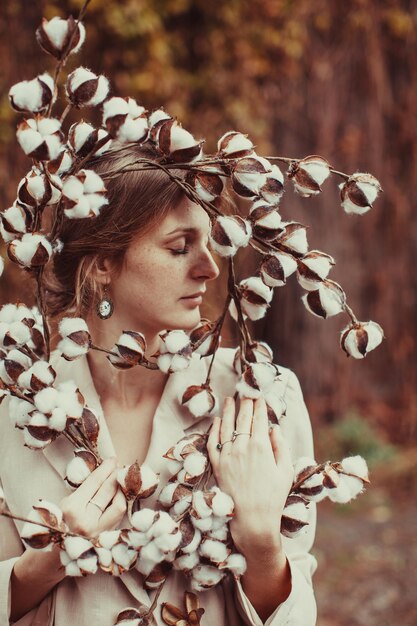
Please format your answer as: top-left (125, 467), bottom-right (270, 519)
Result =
top-left (92, 255), bottom-right (117, 286)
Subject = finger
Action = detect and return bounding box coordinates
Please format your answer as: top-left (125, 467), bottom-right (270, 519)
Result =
top-left (207, 416), bottom-right (221, 457)
top-left (220, 397), bottom-right (236, 444)
top-left (76, 457), bottom-right (117, 503)
top-left (88, 469), bottom-right (119, 512)
top-left (99, 489), bottom-right (127, 531)
top-left (269, 424), bottom-right (292, 466)
top-left (235, 398), bottom-right (254, 435)
top-left (251, 397), bottom-right (269, 440)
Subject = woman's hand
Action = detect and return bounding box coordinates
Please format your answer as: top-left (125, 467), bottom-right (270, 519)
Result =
top-left (207, 397), bottom-right (294, 619)
top-left (11, 458), bottom-right (127, 622)
top-left (207, 397), bottom-right (293, 556)
top-left (60, 457), bottom-right (127, 537)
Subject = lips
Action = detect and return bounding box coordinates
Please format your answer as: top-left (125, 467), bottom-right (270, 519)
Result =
top-left (181, 291), bottom-right (205, 299)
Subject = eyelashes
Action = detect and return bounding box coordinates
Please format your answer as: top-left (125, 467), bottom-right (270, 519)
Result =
top-left (170, 246), bottom-right (190, 255)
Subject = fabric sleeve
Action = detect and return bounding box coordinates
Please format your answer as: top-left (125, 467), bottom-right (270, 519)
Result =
top-left (0, 482), bottom-right (56, 626)
top-left (0, 474), bottom-right (24, 625)
top-left (233, 369), bottom-right (318, 626)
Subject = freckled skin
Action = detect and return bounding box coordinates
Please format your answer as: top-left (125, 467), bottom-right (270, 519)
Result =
top-left (107, 199), bottom-right (219, 340)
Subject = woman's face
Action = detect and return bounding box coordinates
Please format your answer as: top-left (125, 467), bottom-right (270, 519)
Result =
top-left (108, 198), bottom-right (220, 339)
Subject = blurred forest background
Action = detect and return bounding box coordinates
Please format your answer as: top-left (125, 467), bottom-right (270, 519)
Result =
top-left (0, 0), bottom-right (416, 624)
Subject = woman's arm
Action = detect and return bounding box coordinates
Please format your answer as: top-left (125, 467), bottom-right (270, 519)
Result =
top-left (207, 398), bottom-right (298, 622)
top-left (9, 457), bottom-right (127, 622)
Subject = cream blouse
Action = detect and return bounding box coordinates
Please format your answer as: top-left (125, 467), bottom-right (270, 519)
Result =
top-left (0, 347), bottom-right (317, 626)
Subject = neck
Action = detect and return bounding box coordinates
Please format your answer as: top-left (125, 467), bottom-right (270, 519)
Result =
top-left (86, 313), bottom-right (168, 409)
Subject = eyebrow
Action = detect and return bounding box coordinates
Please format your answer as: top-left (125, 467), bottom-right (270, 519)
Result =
top-left (164, 227), bottom-right (199, 236)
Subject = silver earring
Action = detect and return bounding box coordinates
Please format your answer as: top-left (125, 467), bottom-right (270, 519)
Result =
top-left (97, 285), bottom-right (114, 319)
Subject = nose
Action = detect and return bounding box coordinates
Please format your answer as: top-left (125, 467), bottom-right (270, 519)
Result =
top-left (193, 247), bottom-right (220, 282)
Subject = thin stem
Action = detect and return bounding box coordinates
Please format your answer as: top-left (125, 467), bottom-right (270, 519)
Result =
top-left (0, 509), bottom-right (80, 539)
top-left (90, 344), bottom-right (159, 370)
top-left (264, 156), bottom-right (350, 180)
top-left (16, 345), bottom-right (40, 362)
top-left (74, 133), bottom-right (112, 171)
top-left (35, 267), bottom-right (50, 360)
top-left (46, 0), bottom-right (92, 118)
top-left (291, 463), bottom-right (326, 492)
top-left (228, 258), bottom-right (252, 350)
top-left (59, 104), bottom-right (72, 124)
top-left (343, 302), bottom-right (359, 325)
top-left (63, 429), bottom-right (83, 449)
top-left (204, 294), bottom-right (232, 384)
top-left (148, 581), bottom-right (165, 613)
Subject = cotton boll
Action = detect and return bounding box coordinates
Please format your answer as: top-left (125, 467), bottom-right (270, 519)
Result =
top-left (340, 173), bottom-right (382, 215)
top-left (33, 387), bottom-right (59, 414)
top-left (207, 526), bottom-right (229, 542)
top-left (154, 530), bottom-right (181, 554)
top-left (276, 223), bottom-right (309, 254)
top-left (48, 407), bottom-right (67, 432)
top-left (112, 542), bottom-right (137, 570)
top-left (18, 360), bottom-right (56, 391)
top-left (198, 539), bottom-right (229, 564)
top-left (191, 491), bottom-right (213, 519)
top-left (63, 536), bottom-right (94, 561)
top-left (66, 67), bottom-right (109, 107)
top-left (59, 317), bottom-right (89, 337)
top-left (23, 428), bottom-right (52, 449)
top-left (180, 527), bottom-right (202, 555)
top-left (138, 465), bottom-right (159, 497)
top-left (182, 385), bottom-right (217, 418)
top-left (222, 553), bottom-right (247, 577)
top-left (79, 555), bottom-right (99, 575)
top-left (170, 497), bottom-right (192, 519)
top-left (156, 353), bottom-right (173, 374)
top-left (127, 530), bottom-right (150, 550)
top-left (55, 384), bottom-right (83, 419)
top-left (183, 452), bottom-right (208, 478)
top-left (138, 541), bottom-right (163, 567)
top-left (280, 496), bottom-right (310, 538)
top-left (65, 453), bottom-right (95, 488)
top-left (158, 482), bottom-right (192, 509)
top-left (236, 361), bottom-right (278, 399)
top-left (210, 488), bottom-right (235, 517)
top-left (326, 476), bottom-right (356, 503)
top-left (63, 559), bottom-right (82, 577)
top-left (150, 512), bottom-right (177, 538)
top-left (288, 156), bottom-right (331, 197)
top-left (340, 321), bottom-right (384, 359)
top-left (173, 551), bottom-right (200, 572)
top-left (131, 508), bottom-right (156, 532)
top-left (191, 564), bottom-right (224, 591)
top-left (297, 250), bottom-right (335, 291)
top-left (8, 233), bottom-right (52, 268)
top-left (162, 330), bottom-right (191, 354)
top-left (302, 281), bottom-right (345, 319)
top-left (58, 337), bottom-right (89, 360)
top-left (96, 547), bottom-right (113, 569)
top-left (191, 516), bottom-right (213, 532)
top-left (341, 455), bottom-right (369, 480)
top-left (217, 131), bottom-right (254, 158)
top-left (210, 515), bottom-right (230, 531)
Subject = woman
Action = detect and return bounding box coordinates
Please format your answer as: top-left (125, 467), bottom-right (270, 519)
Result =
top-left (0, 145), bottom-right (317, 625)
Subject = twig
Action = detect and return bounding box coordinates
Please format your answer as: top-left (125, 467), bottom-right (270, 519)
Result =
top-left (204, 294), bottom-right (232, 384)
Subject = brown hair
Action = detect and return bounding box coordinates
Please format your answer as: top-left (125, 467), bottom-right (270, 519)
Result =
top-left (45, 144), bottom-right (185, 317)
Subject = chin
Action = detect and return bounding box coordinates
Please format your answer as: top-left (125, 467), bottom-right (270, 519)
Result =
top-left (166, 310), bottom-right (201, 332)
